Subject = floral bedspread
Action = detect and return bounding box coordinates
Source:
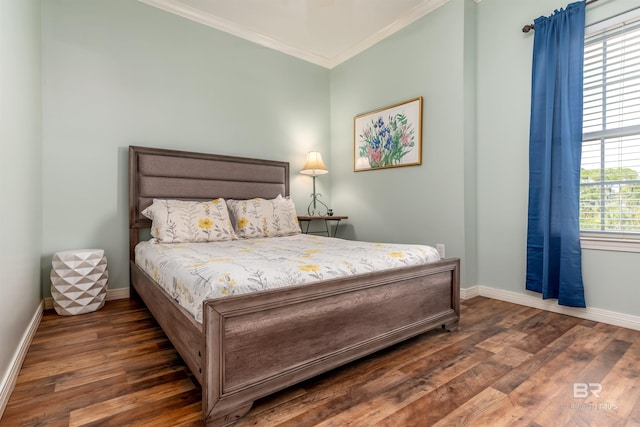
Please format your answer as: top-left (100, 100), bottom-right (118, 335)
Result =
top-left (135, 234), bottom-right (441, 323)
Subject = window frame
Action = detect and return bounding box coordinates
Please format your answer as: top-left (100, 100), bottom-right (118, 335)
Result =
top-left (580, 8), bottom-right (640, 252)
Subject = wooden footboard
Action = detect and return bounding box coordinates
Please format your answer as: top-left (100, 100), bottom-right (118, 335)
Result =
top-left (201, 258), bottom-right (460, 426)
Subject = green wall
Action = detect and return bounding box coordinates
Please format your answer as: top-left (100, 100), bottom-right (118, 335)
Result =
top-left (476, 0), bottom-right (640, 316)
top-left (40, 0), bottom-right (331, 296)
top-left (330, 0), bottom-right (477, 286)
top-left (0, 0), bottom-right (43, 399)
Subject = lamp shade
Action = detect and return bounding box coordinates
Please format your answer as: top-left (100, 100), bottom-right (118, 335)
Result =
top-left (300, 151), bottom-right (328, 176)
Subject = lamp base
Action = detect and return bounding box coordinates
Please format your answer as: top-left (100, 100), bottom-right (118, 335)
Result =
top-left (307, 193), bottom-right (329, 216)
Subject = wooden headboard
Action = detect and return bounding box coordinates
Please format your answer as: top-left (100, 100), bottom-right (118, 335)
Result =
top-left (128, 145), bottom-right (290, 259)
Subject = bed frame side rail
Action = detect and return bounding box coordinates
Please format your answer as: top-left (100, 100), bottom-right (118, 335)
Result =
top-left (130, 262), bottom-right (205, 385)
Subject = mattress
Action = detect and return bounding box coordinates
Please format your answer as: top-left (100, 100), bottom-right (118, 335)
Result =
top-left (135, 234), bottom-right (441, 323)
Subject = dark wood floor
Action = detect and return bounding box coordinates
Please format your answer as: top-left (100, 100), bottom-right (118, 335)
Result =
top-left (2, 296), bottom-right (640, 426)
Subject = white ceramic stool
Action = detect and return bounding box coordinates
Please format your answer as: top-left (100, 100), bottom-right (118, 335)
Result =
top-left (50, 249), bottom-right (109, 315)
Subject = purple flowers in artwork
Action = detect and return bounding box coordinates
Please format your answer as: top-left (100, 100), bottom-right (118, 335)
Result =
top-left (358, 113), bottom-right (415, 168)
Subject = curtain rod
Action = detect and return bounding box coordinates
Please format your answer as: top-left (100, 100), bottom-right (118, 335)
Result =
top-left (522, 0), bottom-right (598, 33)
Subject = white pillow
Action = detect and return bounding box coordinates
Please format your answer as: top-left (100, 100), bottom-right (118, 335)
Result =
top-left (141, 199), bottom-right (237, 243)
top-left (227, 195), bottom-right (300, 238)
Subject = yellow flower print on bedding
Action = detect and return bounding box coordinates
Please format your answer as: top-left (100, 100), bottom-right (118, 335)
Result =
top-left (226, 196), bottom-right (300, 238)
top-left (301, 249), bottom-right (322, 259)
top-left (219, 273), bottom-right (236, 295)
top-left (218, 273), bottom-right (236, 286)
top-left (299, 264), bottom-right (321, 272)
top-left (388, 252), bottom-right (405, 258)
top-left (199, 218), bottom-right (213, 229)
top-left (174, 280), bottom-right (194, 305)
top-left (237, 217), bottom-right (249, 229)
top-left (142, 198), bottom-right (237, 243)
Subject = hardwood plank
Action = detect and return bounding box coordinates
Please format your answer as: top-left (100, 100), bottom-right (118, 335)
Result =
top-left (475, 328), bottom-right (528, 353)
top-left (626, 390), bottom-right (640, 427)
top-left (308, 345), bottom-right (499, 426)
top-left (430, 386), bottom-right (508, 427)
top-left (491, 324), bottom-right (596, 395)
top-left (510, 311), bottom-right (584, 354)
top-left (54, 367), bottom-right (128, 392)
top-left (3, 296), bottom-right (640, 427)
top-left (495, 305), bottom-right (545, 328)
top-left (375, 346), bottom-right (533, 426)
top-left (67, 378), bottom-right (196, 426)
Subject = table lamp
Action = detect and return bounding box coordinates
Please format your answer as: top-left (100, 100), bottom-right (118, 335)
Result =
top-left (300, 151), bottom-right (329, 216)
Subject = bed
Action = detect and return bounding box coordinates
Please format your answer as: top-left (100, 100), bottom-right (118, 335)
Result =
top-left (128, 145), bottom-right (460, 426)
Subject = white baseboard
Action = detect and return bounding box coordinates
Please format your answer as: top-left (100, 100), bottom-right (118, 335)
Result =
top-left (0, 301), bottom-right (43, 418)
top-left (461, 285), bottom-right (640, 331)
top-left (43, 287), bottom-right (130, 311)
top-left (460, 286), bottom-right (480, 300)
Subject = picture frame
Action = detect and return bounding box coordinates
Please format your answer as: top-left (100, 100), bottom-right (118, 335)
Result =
top-left (354, 97), bottom-right (423, 172)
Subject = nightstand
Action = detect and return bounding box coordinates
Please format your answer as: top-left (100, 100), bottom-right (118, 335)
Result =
top-left (297, 215), bottom-right (348, 237)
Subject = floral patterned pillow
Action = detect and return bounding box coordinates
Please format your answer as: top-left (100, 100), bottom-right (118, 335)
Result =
top-left (141, 199), bottom-right (237, 243)
top-left (227, 195), bottom-right (300, 238)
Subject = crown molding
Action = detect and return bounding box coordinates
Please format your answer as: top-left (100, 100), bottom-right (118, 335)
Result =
top-left (138, 0), bottom-right (450, 69)
top-left (328, 0), bottom-right (450, 68)
top-left (138, 0), bottom-right (333, 67)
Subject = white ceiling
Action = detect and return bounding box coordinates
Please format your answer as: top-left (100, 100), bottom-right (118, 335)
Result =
top-left (138, 0), bottom-right (451, 68)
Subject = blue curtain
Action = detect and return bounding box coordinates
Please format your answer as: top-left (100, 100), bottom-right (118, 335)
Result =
top-left (526, 1), bottom-right (586, 308)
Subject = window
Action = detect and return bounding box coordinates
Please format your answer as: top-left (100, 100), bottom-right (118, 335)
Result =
top-left (581, 9), bottom-right (640, 248)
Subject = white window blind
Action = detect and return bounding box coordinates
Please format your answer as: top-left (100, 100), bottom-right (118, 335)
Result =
top-left (581, 9), bottom-right (640, 239)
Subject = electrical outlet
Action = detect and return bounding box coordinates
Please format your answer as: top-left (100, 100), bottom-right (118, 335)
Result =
top-left (436, 243), bottom-right (445, 258)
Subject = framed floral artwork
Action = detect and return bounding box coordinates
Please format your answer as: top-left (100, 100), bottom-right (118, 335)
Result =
top-left (354, 97), bottom-right (423, 171)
